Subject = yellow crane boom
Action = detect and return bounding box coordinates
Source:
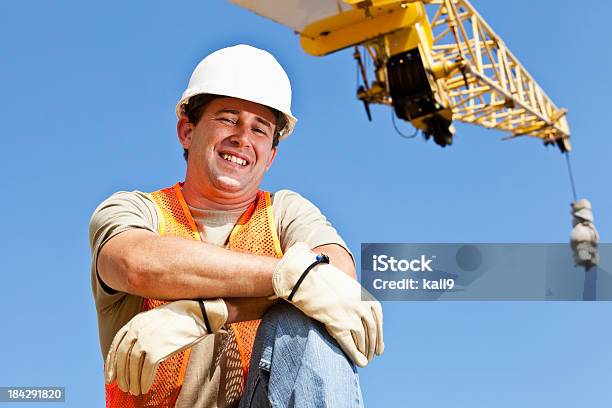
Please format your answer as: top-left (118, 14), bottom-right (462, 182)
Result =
top-left (229, 0), bottom-right (571, 151)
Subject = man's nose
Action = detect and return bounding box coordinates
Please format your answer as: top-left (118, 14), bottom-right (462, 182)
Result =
top-left (229, 121), bottom-right (251, 146)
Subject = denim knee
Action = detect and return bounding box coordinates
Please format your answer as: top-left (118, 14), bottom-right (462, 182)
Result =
top-left (250, 302), bottom-right (363, 408)
top-left (261, 302), bottom-right (319, 335)
top-left (260, 302), bottom-right (354, 367)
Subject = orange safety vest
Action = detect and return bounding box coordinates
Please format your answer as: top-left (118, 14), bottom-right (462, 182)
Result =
top-left (105, 182), bottom-right (283, 407)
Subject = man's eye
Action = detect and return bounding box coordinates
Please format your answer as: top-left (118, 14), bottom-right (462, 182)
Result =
top-left (219, 117), bottom-right (236, 124)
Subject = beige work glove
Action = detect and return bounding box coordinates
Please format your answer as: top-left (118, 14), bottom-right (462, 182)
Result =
top-left (104, 299), bottom-right (227, 396)
top-left (273, 242), bottom-right (384, 367)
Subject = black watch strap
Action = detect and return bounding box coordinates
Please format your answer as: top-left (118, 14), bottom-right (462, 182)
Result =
top-left (197, 299), bottom-right (212, 333)
top-left (288, 254), bottom-right (330, 301)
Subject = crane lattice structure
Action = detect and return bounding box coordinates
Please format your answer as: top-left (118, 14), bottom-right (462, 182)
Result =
top-left (425, 0), bottom-right (570, 150)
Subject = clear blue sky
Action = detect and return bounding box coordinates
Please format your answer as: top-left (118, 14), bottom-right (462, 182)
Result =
top-left (0, 1), bottom-right (610, 406)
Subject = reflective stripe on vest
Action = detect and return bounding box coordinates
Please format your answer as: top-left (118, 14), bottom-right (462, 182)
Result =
top-left (105, 182), bottom-right (283, 407)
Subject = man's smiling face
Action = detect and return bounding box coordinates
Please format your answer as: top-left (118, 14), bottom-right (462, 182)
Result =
top-left (179, 96), bottom-right (278, 202)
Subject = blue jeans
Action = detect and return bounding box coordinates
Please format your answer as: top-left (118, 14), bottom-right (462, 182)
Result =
top-left (238, 303), bottom-right (364, 408)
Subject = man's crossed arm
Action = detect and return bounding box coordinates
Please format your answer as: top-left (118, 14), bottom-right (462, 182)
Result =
top-left (102, 231), bottom-right (383, 395)
top-left (97, 228), bottom-right (356, 323)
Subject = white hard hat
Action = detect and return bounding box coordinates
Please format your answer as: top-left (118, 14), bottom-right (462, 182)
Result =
top-left (176, 44), bottom-right (297, 140)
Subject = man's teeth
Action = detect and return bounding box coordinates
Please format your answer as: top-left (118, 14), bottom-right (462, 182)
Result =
top-left (221, 153), bottom-right (247, 166)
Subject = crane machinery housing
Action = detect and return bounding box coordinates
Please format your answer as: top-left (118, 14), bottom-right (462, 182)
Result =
top-left (230, 0), bottom-right (571, 151)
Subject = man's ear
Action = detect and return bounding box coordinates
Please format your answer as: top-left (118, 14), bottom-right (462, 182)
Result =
top-left (265, 147), bottom-right (278, 171)
top-left (177, 116), bottom-right (193, 149)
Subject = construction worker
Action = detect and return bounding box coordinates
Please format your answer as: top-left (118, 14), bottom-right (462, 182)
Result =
top-left (90, 44), bottom-right (384, 408)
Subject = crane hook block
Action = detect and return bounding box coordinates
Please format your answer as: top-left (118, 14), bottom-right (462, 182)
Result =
top-left (570, 199), bottom-right (599, 270)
